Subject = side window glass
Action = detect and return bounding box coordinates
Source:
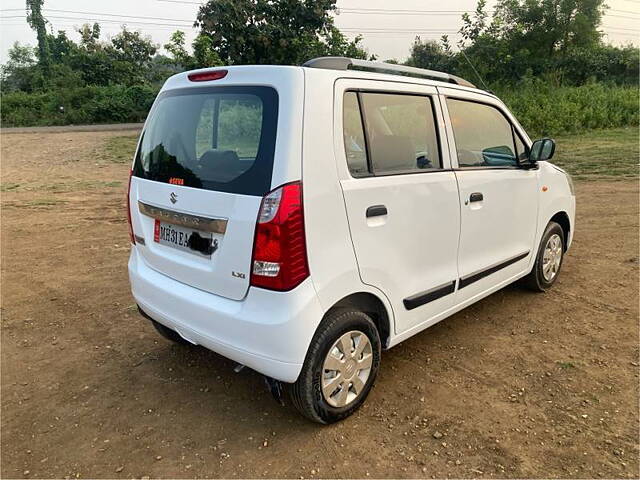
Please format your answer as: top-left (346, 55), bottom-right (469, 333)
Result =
top-left (446, 99), bottom-right (518, 168)
top-left (360, 93), bottom-right (441, 174)
top-left (342, 92), bottom-right (369, 176)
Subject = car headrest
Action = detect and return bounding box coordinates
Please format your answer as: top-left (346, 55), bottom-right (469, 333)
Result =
top-left (198, 149), bottom-right (242, 182)
top-left (369, 135), bottom-right (416, 172)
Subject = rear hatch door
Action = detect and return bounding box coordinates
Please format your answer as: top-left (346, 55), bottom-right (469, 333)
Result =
top-left (130, 84), bottom-right (278, 300)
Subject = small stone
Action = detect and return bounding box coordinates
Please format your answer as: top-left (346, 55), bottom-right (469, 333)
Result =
top-left (263, 440), bottom-right (268, 447)
top-left (23, 471), bottom-right (30, 476)
top-left (115, 466), bottom-right (123, 473)
top-left (141, 476), bottom-right (150, 480)
top-left (433, 431), bottom-right (443, 439)
top-left (455, 459), bottom-right (461, 466)
top-left (155, 455), bottom-right (162, 461)
top-left (311, 469), bottom-right (316, 475)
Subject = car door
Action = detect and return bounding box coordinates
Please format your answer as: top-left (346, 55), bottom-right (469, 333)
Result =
top-left (335, 79), bottom-right (461, 334)
top-left (439, 87), bottom-right (539, 302)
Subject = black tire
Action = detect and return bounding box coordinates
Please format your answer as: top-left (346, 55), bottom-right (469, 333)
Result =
top-left (150, 318), bottom-right (192, 345)
top-left (522, 221), bottom-right (565, 292)
top-left (288, 310), bottom-right (381, 424)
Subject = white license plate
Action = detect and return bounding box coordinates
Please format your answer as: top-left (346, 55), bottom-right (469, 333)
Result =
top-left (153, 220), bottom-right (218, 257)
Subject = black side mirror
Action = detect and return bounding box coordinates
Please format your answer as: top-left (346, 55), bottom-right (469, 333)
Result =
top-left (529, 138), bottom-right (556, 163)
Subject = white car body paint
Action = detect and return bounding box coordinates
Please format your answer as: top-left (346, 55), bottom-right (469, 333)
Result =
top-left (128, 64), bottom-right (576, 383)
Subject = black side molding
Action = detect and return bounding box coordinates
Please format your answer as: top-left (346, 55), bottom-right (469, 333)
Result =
top-left (458, 251), bottom-right (529, 289)
top-left (403, 281), bottom-right (456, 310)
top-left (366, 205), bottom-right (388, 218)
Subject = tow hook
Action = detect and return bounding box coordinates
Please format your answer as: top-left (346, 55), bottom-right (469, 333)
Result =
top-left (264, 377), bottom-right (285, 406)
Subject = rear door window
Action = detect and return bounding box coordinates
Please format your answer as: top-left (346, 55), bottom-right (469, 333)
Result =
top-left (342, 91), bottom-right (442, 176)
top-left (343, 92), bottom-right (369, 176)
top-left (133, 86), bottom-right (278, 196)
top-left (362, 93), bottom-right (441, 174)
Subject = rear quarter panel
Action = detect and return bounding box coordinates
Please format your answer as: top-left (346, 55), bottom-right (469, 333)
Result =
top-left (301, 69), bottom-right (394, 322)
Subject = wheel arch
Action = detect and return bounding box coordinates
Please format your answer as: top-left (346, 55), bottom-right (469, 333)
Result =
top-left (549, 211), bottom-right (571, 251)
top-left (323, 292), bottom-right (392, 349)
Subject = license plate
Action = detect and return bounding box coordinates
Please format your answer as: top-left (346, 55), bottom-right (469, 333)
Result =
top-left (153, 220), bottom-right (218, 257)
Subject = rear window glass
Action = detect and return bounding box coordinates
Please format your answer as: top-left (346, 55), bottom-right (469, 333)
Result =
top-left (133, 86), bottom-right (278, 196)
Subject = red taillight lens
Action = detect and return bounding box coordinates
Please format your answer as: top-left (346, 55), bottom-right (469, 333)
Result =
top-left (250, 182), bottom-right (309, 291)
top-left (188, 70), bottom-right (228, 82)
top-left (127, 170), bottom-right (135, 244)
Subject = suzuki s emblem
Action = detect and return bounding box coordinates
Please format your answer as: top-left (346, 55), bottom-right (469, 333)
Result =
top-left (170, 192), bottom-right (177, 204)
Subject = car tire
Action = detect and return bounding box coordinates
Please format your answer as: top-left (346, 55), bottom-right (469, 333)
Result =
top-left (523, 221), bottom-right (565, 292)
top-left (288, 309), bottom-right (381, 424)
top-left (149, 318), bottom-right (192, 346)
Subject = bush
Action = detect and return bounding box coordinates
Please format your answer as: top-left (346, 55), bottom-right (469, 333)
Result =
top-left (1, 84), bottom-right (159, 127)
top-left (497, 81), bottom-right (639, 137)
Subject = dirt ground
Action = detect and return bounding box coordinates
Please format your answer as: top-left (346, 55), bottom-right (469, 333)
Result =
top-left (1, 131), bottom-right (638, 479)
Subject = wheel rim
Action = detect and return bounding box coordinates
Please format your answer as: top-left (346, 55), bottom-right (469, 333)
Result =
top-left (542, 233), bottom-right (563, 282)
top-left (321, 330), bottom-right (373, 408)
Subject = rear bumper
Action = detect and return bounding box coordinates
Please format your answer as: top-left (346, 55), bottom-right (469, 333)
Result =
top-left (128, 248), bottom-right (323, 382)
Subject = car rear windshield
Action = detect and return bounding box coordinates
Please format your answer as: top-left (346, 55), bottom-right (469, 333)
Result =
top-left (133, 86), bottom-right (278, 196)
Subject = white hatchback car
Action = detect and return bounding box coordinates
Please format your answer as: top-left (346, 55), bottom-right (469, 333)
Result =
top-left (127, 57), bottom-right (576, 423)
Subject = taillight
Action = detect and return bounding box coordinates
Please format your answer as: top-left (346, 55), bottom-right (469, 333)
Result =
top-left (250, 182), bottom-right (309, 291)
top-left (127, 170), bottom-right (135, 244)
top-left (188, 70), bottom-right (228, 82)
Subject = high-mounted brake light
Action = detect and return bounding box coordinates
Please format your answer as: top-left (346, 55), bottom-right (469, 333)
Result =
top-left (126, 169), bottom-right (135, 244)
top-left (250, 182), bottom-right (309, 291)
top-left (188, 70), bottom-right (228, 82)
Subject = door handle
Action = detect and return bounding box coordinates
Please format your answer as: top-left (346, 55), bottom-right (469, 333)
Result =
top-left (469, 192), bottom-right (484, 203)
top-left (366, 205), bottom-right (387, 218)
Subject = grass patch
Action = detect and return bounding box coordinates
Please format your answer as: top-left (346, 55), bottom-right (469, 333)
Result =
top-left (41, 180), bottom-right (123, 192)
top-left (8, 180), bottom-right (123, 193)
top-left (0, 183), bottom-right (21, 192)
top-left (557, 361), bottom-right (576, 369)
top-left (20, 198), bottom-right (65, 207)
top-left (499, 83), bottom-right (639, 137)
top-left (99, 135), bottom-right (138, 164)
top-left (551, 127), bottom-right (639, 180)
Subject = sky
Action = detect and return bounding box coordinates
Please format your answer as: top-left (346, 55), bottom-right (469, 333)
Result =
top-left (1, 0), bottom-right (638, 64)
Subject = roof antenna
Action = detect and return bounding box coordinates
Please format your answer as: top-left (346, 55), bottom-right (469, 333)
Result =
top-left (459, 50), bottom-right (490, 92)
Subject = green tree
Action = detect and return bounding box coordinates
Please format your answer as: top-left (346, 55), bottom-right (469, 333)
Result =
top-left (110, 28), bottom-right (158, 69)
top-left (192, 34), bottom-right (222, 68)
top-left (194, 0), bottom-right (370, 65)
top-left (78, 23), bottom-right (102, 52)
top-left (407, 0), bottom-right (634, 86)
top-left (0, 42), bottom-right (38, 91)
top-left (26, 0), bottom-right (50, 67)
top-left (164, 31), bottom-right (222, 70)
top-left (164, 31), bottom-right (191, 68)
top-left (406, 37), bottom-right (453, 72)
top-left (495, 0), bottom-right (604, 57)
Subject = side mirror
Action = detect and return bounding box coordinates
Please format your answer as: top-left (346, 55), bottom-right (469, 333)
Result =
top-left (529, 138), bottom-right (556, 163)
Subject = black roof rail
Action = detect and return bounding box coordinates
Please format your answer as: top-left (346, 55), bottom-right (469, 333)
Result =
top-left (302, 56), bottom-right (476, 88)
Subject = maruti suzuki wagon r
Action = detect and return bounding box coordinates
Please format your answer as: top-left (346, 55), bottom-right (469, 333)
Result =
top-left (127, 57), bottom-right (576, 423)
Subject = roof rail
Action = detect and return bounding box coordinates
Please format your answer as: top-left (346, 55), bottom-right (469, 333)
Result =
top-left (302, 57), bottom-right (476, 89)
